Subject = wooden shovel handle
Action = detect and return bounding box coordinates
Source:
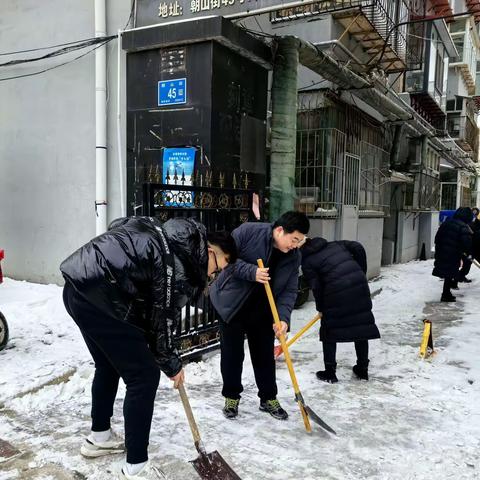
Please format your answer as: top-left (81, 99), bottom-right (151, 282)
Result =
top-left (285, 314), bottom-right (321, 350)
top-left (178, 383), bottom-right (203, 451)
top-left (257, 259), bottom-right (311, 432)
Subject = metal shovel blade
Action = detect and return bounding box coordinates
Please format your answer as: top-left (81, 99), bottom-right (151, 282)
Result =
top-left (304, 404), bottom-right (337, 435)
top-left (191, 450), bottom-right (242, 480)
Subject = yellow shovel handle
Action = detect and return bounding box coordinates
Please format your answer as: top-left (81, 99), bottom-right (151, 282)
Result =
top-left (257, 259), bottom-right (311, 432)
top-left (285, 313), bottom-right (321, 349)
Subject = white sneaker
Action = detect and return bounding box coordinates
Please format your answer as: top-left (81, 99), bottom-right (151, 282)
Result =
top-left (116, 461), bottom-right (165, 479)
top-left (80, 430), bottom-right (124, 458)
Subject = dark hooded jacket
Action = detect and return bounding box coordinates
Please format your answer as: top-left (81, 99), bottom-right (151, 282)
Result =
top-left (60, 216), bottom-right (208, 377)
top-left (209, 222), bottom-right (301, 325)
top-left (433, 207), bottom-right (473, 279)
top-left (301, 238), bottom-right (380, 343)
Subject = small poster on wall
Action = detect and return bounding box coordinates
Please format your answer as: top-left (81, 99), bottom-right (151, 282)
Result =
top-left (162, 147), bottom-right (196, 207)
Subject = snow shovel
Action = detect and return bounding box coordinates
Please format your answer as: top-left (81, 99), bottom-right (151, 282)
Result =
top-left (274, 313), bottom-right (321, 359)
top-left (178, 383), bottom-right (242, 479)
top-left (257, 259), bottom-right (336, 435)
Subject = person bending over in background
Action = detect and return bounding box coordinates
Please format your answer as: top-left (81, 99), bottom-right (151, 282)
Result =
top-left (433, 207), bottom-right (473, 302)
top-left (301, 238), bottom-right (380, 383)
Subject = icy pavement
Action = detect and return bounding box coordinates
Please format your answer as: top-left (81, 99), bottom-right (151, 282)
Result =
top-left (0, 260), bottom-right (479, 479)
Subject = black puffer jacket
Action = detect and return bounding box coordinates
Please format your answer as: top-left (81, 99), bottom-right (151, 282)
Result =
top-left (301, 238), bottom-right (380, 343)
top-left (433, 207), bottom-right (473, 279)
top-left (60, 216), bottom-right (208, 377)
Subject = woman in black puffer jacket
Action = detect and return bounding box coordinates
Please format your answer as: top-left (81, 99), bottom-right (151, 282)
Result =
top-left (301, 238), bottom-right (380, 383)
top-left (432, 207), bottom-right (473, 302)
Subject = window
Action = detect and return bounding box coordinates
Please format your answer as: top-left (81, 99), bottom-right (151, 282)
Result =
top-left (434, 46), bottom-right (444, 93)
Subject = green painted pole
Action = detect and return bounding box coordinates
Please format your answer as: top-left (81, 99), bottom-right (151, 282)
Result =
top-left (269, 37), bottom-right (300, 220)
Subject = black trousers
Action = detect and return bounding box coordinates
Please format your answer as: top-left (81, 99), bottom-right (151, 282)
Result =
top-left (443, 277), bottom-right (456, 295)
top-left (458, 256), bottom-right (472, 279)
top-left (322, 340), bottom-right (369, 368)
top-left (63, 282), bottom-right (160, 464)
top-left (219, 293), bottom-right (277, 401)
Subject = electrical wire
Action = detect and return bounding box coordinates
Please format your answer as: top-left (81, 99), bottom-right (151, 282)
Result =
top-left (0, 35), bottom-right (112, 57)
top-left (0, 38), bottom-right (114, 82)
top-left (1, 1), bottom-right (135, 58)
top-left (0, 3), bottom-right (133, 81)
top-left (0, 36), bottom-right (115, 68)
top-left (124, 0), bottom-right (136, 30)
top-left (298, 79), bottom-right (329, 91)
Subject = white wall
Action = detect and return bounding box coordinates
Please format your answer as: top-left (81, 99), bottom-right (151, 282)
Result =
top-left (308, 218), bottom-right (336, 241)
top-left (397, 211), bottom-right (420, 263)
top-left (358, 217), bottom-right (383, 278)
top-left (0, 0), bottom-right (130, 284)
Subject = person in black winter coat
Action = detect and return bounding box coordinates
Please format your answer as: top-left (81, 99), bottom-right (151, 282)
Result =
top-left (471, 208), bottom-right (480, 264)
top-left (432, 207), bottom-right (473, 302)
top-left (301, 238), bottom-right (380, 383)
top-left (60, 217), bottom-right (236, 480)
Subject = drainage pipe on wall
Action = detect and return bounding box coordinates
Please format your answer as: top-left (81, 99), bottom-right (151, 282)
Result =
top-left (95, 0), bottom-right (108, 234)
top-left (117, 28), bottom-right (126, 217)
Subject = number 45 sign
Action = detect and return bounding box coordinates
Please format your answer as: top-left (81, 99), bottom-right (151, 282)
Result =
top-left (158, 78), bottom-right (187, 106)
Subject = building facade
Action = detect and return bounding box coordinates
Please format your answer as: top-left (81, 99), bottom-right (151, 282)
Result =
top-left (1, 0), bottom-right (480, 283)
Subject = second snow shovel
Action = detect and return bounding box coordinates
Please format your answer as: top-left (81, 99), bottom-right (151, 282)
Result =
top-left (258, 259), bottom-right (336, 435)
top-left (274, 313), bottom-right (321, 359)
top-left (178, 383), bottom-right (242, 480)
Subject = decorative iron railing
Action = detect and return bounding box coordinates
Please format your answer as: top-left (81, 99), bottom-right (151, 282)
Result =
top-left (142, 182), bottom-right (263, 360)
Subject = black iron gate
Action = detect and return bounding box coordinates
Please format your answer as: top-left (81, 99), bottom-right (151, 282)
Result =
top-left (142, 181), bottom-right (263, 360)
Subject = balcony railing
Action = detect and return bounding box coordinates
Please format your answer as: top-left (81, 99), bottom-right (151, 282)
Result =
top-left (447, 114), bottom-right (479, 158)
top-left (272, 0), bottom-right (411, 71)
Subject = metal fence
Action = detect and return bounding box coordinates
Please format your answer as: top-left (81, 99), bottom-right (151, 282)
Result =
top-left (142, 182), bottom-right (262, 360)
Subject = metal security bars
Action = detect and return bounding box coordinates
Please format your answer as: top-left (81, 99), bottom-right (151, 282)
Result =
top-left (440, 182), bottom-right (457, 210)
top-left (295, 128), bottom-right (346, 216)
top-left (295, 131), bottom-right (390, 216)
top-left (359, 141), bottom-right (390, 214)
top-left (344, 154), bottom-right (361, 206)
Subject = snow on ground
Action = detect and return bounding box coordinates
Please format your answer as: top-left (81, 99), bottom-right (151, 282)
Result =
top-left (0, 260), bottom-right (479, 479)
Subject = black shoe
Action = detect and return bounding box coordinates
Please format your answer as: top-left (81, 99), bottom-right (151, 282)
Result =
top-left (259, 399), bottom-right (288, 420)
top-left (441, 293), bottom-right (456, 302)
top-left (315, 370), bottom-right (338, 383)
top-left (458, 277), bottom-right (472, 283)
top-left (223, 398), bottom-right (239, 419)
top-left (451, 281), bottom-right (459, 290)
top-left (352, 365), bottom-right (369, 381)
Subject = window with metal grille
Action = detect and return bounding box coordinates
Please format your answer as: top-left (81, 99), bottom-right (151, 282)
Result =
top-left (440, 182), bottom-right (457, 210)
top-left (295, 128), bottom-right (345, 217)
top-left (359, 142), bottom-right (390, 214)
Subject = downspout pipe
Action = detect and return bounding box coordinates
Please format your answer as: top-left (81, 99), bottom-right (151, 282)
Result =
top-left (95, 0), bottom-right (108, 234)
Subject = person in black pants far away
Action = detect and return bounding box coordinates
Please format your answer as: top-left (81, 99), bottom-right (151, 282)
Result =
top-left (209, 211), bottom-right (310, 420)
top-left (60, 216), bottom-right (236, 480)
top-left (459, 207), bottom-right (480, 283)
top-left (433, 207), bottom-right (473, 302)
top-left (301, 238), bottom-right (380, 383)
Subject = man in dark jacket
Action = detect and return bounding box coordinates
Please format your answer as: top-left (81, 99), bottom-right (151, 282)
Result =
top-left (301, 238), bottom-right (380, 383)
top-left (60, 217), bottom-right (236, 480)
top-left (433, 207), bottom-right (473, 302)
top-left (209, 211), bottom-right (309, 420)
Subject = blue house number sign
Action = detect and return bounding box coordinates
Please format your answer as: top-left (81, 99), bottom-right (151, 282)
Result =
top-left (158, 78), bottom-right (187, 106)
